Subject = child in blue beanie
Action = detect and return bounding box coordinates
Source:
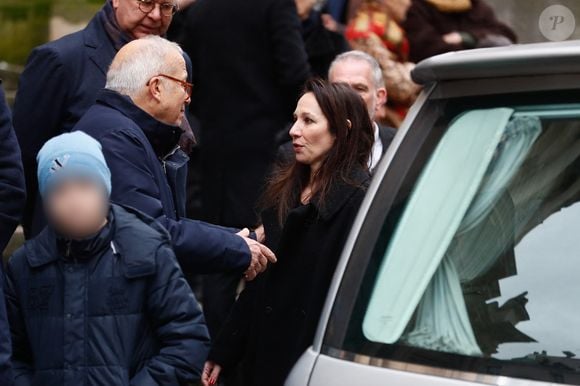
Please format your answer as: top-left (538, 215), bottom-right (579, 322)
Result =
top-left (5, 132), bottom-right (210, 386)
top-left (36, 131), bottom-right (112, 239)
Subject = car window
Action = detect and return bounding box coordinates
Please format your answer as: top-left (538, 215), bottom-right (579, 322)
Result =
top-left (323, 95), bottom-right (580, 385)
top-left (363, 107), bottom-right (521, 349)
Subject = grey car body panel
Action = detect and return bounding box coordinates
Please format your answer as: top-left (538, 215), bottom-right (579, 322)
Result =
top-left (412, 40), bottom-right (580, 85)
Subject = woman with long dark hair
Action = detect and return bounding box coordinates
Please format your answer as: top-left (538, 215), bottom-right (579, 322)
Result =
top-left (202, 79), bottom-right (375, 386)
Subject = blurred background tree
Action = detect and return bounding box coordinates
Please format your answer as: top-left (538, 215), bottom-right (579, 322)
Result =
top-left (0, 0), bottom-right (101, 104)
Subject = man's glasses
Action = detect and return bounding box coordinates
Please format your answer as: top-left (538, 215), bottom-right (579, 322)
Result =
top-left (149, 74), bottom-right (194, 97)
top-left (136, 0), bottom-right (178, 17)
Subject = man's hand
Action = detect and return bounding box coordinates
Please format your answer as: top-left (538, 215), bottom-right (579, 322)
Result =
top-left (202, 361), bottom-right (222, 386)
top-left (238, 235), bottom-right (277, 281)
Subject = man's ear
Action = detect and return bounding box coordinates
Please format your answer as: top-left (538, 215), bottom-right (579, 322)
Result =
top-left (112, 0), bottom-right (120, 9)
top-left (377, 87), bottom-right (388, 107)
top-left (147, 77), bottom-right (163, 102)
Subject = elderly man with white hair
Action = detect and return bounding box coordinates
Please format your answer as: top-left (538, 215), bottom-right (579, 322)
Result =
top-left (14, 0), bottom-right (198, 239)
top-left (74, 36), bottom-right (276, 281)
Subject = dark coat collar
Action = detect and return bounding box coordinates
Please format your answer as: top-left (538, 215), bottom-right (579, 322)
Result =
top-left (26, 209), bottom-right (114, 268)
top-left (96, 89), bottom-right (183, 158)
top-left (312, 165), bottom-right (370, 220)
top-left (55, 211), bottom-right (114, 260)
top-left (83, 11), bottom-right (118, 76)
top-left (25, 205), bottom-right (170, 278)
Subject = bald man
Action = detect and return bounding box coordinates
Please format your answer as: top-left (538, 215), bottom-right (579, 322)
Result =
top-left (13, 0), bottom-right (197, 238)
top-left (75, 36), bottom-right (276, 280)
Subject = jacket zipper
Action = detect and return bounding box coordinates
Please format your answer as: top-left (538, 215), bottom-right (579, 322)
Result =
top-left (160, 145), bottom-right (181, 175)
top-left (64, 240), bottom-right (79, 265)
top-left (65, 240), bottom-right (72, 259)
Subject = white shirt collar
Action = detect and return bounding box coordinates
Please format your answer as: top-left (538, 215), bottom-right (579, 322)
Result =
top-left (368, 122), bottom-right (383, 172)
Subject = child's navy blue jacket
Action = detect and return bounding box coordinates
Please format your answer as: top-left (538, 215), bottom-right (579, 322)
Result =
top-left (5, 204), bottom-right (210, 386)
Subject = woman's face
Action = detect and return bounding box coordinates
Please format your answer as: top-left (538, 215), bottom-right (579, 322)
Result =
top-left (289, 92), bottom-right (336, 171)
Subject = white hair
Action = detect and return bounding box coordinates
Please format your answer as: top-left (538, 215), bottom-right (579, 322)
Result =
top-left (329, 50), bottom-right (385, 89)
top-left (105, 35), bottom-right (184, 96)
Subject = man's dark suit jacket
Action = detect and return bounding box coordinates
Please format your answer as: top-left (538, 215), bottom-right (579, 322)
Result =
top-left (177, 0), bottom-right (311, 228)
top-left (12, 14), bottom-right (116, 237)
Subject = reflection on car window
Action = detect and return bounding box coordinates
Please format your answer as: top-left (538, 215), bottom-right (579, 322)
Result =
top-left (495, 202), bottom-right (580, 361)
top-left (333, 102), bottom-right (580, 385)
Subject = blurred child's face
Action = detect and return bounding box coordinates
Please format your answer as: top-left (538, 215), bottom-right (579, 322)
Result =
top-left (45, 180), bottom-right (109, 239)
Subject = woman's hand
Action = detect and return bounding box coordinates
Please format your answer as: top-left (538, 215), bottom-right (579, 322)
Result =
top-left (202, 361), bottom-right (222, 386)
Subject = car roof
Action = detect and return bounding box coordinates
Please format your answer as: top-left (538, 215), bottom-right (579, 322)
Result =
top-left (411, 40), bottom-right (580, 85)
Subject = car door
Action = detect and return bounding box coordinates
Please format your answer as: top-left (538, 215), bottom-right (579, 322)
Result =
top-left (288, 83), bottom-right (580, 386)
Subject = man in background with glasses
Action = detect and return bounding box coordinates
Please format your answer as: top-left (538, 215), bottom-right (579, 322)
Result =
top-left (74, 35), bottom-right (276, 288)
top-left (13, 0), bottom-right (183, 239)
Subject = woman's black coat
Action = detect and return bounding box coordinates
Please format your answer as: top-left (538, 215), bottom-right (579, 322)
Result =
top-left (209, 168), bottom-right (370, 386)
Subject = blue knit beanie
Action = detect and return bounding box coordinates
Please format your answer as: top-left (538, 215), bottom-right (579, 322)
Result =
top-left (37, 132), bottom-right (112, 198)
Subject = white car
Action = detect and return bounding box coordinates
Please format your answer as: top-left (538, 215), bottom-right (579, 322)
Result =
top-left (286, 41), bottom-right (580, 386)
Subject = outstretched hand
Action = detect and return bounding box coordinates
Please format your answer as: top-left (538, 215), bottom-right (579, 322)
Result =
top-left (236, 226), bottom-right (275, 281)
top-left (241, 237), bottom-right (277, 281)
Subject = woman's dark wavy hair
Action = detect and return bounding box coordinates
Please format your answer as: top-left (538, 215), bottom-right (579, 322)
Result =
top-left (262, 78), bottom-right (374, 225)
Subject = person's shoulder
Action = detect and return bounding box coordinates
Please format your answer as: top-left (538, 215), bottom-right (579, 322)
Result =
top-left (7, 244), bottom-right (29, 272)
top-left (110, 204), bottom-right (172, 277)
top-left (378, 124), bottom-right (396, 138)
top-left (378, 124), bottom-right (396, 148)
top-left (30, 27), bottom-right (86, 63)
top-left (112, 204), bottom-right (170, 242)
top-left (49, 28), bottom-right (86, 49)
top-left (76, 103), bottom-right (142, 140)
top-left (347, 167), bottom-right (371, 202)
top-left (7, 229), bottom-right (57, 274)
top-left (339, 179), bottom-right (368, 221)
